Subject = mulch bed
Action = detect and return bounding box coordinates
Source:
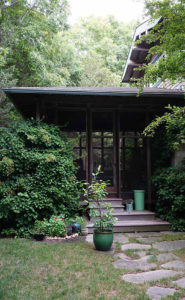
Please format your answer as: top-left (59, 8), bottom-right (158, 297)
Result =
top-left (35, 233), bottom-right (86, 243)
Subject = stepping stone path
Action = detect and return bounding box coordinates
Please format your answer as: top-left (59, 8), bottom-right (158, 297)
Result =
top-left (122, 269), bottom-right (181, 284)
top-left (146, 286), bottom-right (177, 300)
top-left (156, 253), bottom-right (178, 262)
top-left (162, 260), bottom-right (185, 270)
top-left (137, 236), bottom-right (162, 243)
top-left (137, 237), bottom-right (163, 243)
top-left (86, 231), bottom-right (185, 297)
top-left (161, 231), bottom-right (184, 235)
top-left (153, 240), bottom-right (185, 251)
top-left (113, 255), bottom-right (156, 271)
top-left (173, 277), bottom-right (185, 288)
top-left (113, 233), bottom-right (129, 243)
top-left (85, 234), bottom-right (93, 244)
top-left (137, 250), bottom-right (147, 257)
top-left (121, 243), bottom-right (151, 251)
top-left (114, 252), bottom-right (133, 260)
top-left (127, 232), bottom-right (162, 238)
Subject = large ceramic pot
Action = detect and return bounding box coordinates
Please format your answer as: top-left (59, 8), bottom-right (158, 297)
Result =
top-left (93, 228), bottom-right (113, 251)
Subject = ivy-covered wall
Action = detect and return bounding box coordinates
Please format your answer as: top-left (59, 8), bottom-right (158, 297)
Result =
top-left (0, 120), bottom-right (80, 236)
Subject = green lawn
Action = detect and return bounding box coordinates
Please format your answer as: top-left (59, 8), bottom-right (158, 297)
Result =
top-left (0, 239), bottom-right (148, 300)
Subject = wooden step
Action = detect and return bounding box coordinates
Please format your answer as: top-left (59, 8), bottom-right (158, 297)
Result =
top-left (90, 198), bottom-right (123, 206)
top-left (91, 207), bottom-right (124, 213)
top-left (113, 211), bottom-right (155, 221)
top-left (87, 219), bottom-right (170, 233)
top-left (91, 210), bottom-right (155, 221)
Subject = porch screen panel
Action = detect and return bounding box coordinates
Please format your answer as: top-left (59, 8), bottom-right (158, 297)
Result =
top-left (92, 112), bottom-right (114, 185)
top-left (66, 132), bottom-right (86, 181)
top-left (120, 132), bottom-right (147, 192)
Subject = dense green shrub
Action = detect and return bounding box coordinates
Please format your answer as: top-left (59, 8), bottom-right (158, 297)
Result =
top-left (33, 217), bottom-right (67, 237)
top-left (0, 120), bottom-right (80, 236)
top-left (153, 161), bottom-right (185, 231)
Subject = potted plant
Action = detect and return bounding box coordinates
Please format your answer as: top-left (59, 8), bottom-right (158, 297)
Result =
top-left (84, 166), bottom-right (117, 251)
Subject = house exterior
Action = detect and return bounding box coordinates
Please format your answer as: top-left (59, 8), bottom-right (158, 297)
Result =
top-left (122, 18), bottom-right (185, 90)
top-left (3, 86), bottom-right (184, 211)
top-left (3, 18), bottom-right (185, 232)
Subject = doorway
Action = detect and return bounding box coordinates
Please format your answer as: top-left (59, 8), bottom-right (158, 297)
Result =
top-left (92, 112), bottom-right (117, 196)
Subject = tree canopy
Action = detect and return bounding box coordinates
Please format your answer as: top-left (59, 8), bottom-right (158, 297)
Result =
top-left (67, 16), bottom-right (134, 86)
top-left (0, 2), bottom-right (134, 124)
top-left (135, 0), bottom-right (185, 88)
top-left (141, 0), bottom-right (185, 150)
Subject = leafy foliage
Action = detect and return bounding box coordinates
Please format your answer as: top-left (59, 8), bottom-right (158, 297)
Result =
top-left (135, 0), bottom-right (185, 88)
top-left (83, 166), bottom-right (117, 231)
top-left (33, 216), bottom-right (67, 237)
top-left (0, 4), bottom-right (133, 124)
top-left (144, 105), bottom-right (185, 151)
top-left (0, 120), bottom-right (80, 236)
top-left (153, 162), bottom-right (185, 231)
top-left (68, 16), bottom-right (134, 86)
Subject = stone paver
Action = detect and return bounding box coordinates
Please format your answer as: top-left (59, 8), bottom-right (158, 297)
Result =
top-left (114, 252), bottom-right (132, 260)
top-left (146, 286), bottom-right (177, 300)
top-left (113, 255), bottom-right (156, 271)
top-left (121, 243), bottom-right (151, 251)
top-left (127, 232), bottom-right (161, 238)
top-left (137, 237), bottom-right (163, 243)
top-left (153, 240), bottom-right (185, 251)
top-left (114, 233), bottom-right (129, 243)
top-left (122, 269), bottom-right (181, 284)
top-left (137, 251), bottom-right (147, 258)
top-left (161, 260), bottom-right (185, 270)
top-left (156, 253), bottom-right (178, 262)
top-left (161, 231), bottom-right (185, 235)
top-left (172, 277), bottom-right (185, 288)
top-left (85, 234), bottom-right (93, 244)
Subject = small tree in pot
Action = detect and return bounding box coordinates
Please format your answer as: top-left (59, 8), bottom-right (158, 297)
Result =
top-left (84, 166), bottom-right (117, 251)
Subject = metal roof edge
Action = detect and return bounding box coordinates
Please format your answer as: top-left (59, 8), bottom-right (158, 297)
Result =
top-left (3, 87), bottom-right (184, 98)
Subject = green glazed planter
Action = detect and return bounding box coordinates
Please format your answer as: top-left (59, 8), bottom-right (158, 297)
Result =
top-left (93, 229), bottom-right (113, 251)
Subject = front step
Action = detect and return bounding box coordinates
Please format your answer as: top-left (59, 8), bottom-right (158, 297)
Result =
top-left (91, 210), bottom-right (155, 221)
top-left (84, 197), bottom-right (171, 233)
top-left (87, 219), bottom-right (171, 233)
top-left (90, 198), bottom-right (123, 206)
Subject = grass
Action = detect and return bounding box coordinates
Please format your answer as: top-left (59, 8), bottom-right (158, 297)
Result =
top-left (128, 237), bottom-right (142, 244)
top-left (0, 238), bottom-right (149, 300)
top-left (174, 248), bottom-right (185, 261)
top-left (160, 233), bottom-right (185, 241)
top-left (124, 249), bottom-right (140, 259)
top-left (145, 248), bottom-right (160, 256)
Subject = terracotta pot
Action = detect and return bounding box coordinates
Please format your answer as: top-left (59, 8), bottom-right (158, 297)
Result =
top-left (81, 228), bottom-right (88, 236)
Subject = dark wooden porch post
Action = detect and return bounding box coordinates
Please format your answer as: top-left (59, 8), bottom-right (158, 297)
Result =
top-left (146, 111), bottom-right (152, 210)
top-left (113, 110), bottom-right (121, 198)
top-left (86, 106), bottom-right (92, 183)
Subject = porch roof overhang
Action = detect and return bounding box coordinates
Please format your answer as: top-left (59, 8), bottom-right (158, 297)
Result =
top-left (121, 18), bottom-right (161, 83)
top-left (3, 86), bottom-right (184, 98)
top-left (3, 86), bottom-right (184, 119)
top-left (3, 86), bottom-right (184, 131)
